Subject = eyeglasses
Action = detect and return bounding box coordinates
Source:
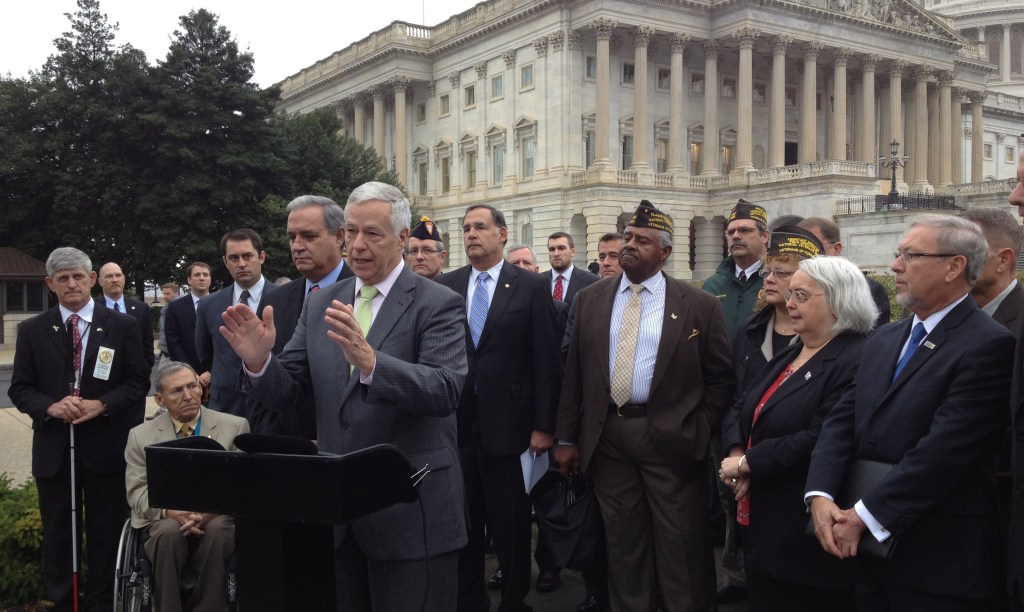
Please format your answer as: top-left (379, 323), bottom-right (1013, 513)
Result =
top-left (406, 248), bottom-right (442, 256)
top-left (725, 227), bottom-right (758, 237)
top-left (784, 289), bottom-right (824, 304)
top-left (892, 250), bottom-right (957, 263)
top-left (758, 268), bottom-right (794, 279)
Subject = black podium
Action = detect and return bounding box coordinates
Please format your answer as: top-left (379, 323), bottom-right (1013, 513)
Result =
top-left (146, 435), bottom-right (419, 611)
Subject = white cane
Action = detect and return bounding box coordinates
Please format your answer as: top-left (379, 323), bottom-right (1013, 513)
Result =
top-left (69, 420), bottom-right (81, 612)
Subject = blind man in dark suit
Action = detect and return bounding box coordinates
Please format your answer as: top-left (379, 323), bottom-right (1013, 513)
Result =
top-left (437, 205), bottom-right (562, 612)
top-left (220, 182), bottom-right (468, 611)
top-left (125, 361), bottom-right (249, 612)
top-left (96, 261), bottom-right (156, 373)
top-left (545, 231), bottom-right (599, 306)
top-left (555, 201), bottom-right (735, 612)
top-left (195, 229), bottom-right (277, 419)
top-left (406, 215), bottom-right (447, 280)
top-left (10, 247), bottom-right (149, 612)
top-left (164, 262), bottom-right (212, 375)
top-left (257, 195), bottom-right (352, 437)
top-left (807, 215), bottom-right (1014, 611)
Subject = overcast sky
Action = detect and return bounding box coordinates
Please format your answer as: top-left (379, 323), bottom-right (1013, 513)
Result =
top-left (2, 0), bottom-right (474, 87)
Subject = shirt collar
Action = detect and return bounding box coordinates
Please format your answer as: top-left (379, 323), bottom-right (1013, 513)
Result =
top-left (912, 292), bottom-right (971, 335)
top-left (169, 407), bottom-right (202, 434)
top-left (354, 259), bottom-right (405, 299)
top-left (553, 266), bottom-right (573, 282)
top-left (59, 299), bottom-right (95, 324)
top-left (306, 259), bottom-right (347, 294)
top-left (103, 294), bottom-right (124, 310)
top-left (471, 259), bottom-right (505, 285)
top-left (980, 279), bottom-right (1018, 317)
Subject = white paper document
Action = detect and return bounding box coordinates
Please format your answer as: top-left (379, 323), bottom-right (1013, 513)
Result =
top-left (520, 449), bottom-right (549, 494)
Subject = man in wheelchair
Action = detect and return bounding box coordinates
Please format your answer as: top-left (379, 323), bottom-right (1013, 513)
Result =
top-left (125, 361), bottom-right (249, 611)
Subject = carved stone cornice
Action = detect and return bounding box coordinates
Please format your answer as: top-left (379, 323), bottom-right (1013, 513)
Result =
top-left (534, 36), bottom-right (549, 57)
top-left (802, 41), bottom-right (824, 61)
top-left (592, 18), bottom-right (617, 40)
top-left (503, 49), bottom-right (517, 68)
top-left (550, 31), bottom-right (565, 52)
top-left (771, 35), bottom-right (793, 55)
top-left (733, 27), bottom-right (760, 49)
top-left (671, 32), bottom-right (690, 53)
top-left (448, 72), bottom-right (461, 88)
top-left (704, 39), bottom-right (720, 60)
top-left (634, 26), bottom-right (654, 48)
top-left (475, 62), bottom-right (488, 79)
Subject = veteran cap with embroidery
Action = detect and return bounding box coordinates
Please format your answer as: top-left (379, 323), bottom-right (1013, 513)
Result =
top-left (729, 199), bottom-right (769, 227)
top-left (410, 216), bottom-right (442, 241)
top-left (767, 225), bottom-right (824, 259)
top-left (628, 200), bottom-right (674, 236)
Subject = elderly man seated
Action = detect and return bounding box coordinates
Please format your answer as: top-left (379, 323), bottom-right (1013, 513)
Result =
top-left (125, 361), bottom-right (249, 611)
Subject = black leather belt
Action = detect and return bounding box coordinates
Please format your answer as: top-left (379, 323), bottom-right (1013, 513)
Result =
top-left (609, 402), bottom-right (647, 418)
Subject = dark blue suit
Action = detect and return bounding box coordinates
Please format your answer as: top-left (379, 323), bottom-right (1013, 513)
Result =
top-left (163, 295), bottom-right (201, 371)
top-left (807, 296), bottom-right (1013, 606)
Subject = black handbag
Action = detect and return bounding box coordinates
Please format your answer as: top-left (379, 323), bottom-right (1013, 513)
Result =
top-left (532, 471), bottom-right (605, 571)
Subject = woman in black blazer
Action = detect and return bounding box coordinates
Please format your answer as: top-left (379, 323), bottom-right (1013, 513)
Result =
top-left (720, 256), bottom-right (878, 611)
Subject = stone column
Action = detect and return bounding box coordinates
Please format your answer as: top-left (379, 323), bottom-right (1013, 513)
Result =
top-left (936, 72), bottom-right (954, 190)
top-left (668, 33), bottom-right (689, 175)
top-left (970, 90), bottom-right (987, 182)
top-left (734, 27), bottom-right (759, 173)
top-left (878, 80), bottom-right (889, 163)
top-left (928, 83), bottom-right (940, 188)
top-left (702, 40), bottom-right (721, 175)
top-left (904, 81), bottom-right (916, 185)
top-left (591, 18), bottom-right (617, 176)
top-left (372, 85), bottom-right (386, 158)
top-left (353, 93), bottom-right (367, 145)
top-left (889, 60), bottom-right (907, 184)
top-left (912, 68), bottom-right (931, 191)
top-left (859, 54), bottom-right (878, 162)
top-left (392, 76), bottom-right (409, 187)
top-left (800, 42), bottom-right (823, 164)
top-left (830, 49), bottom-right (851, 160)
top-left (1003, 24), bottom-right (1012, 82)
top-left (632, 26), bottom-right (654, 176)
top-left (770, 36), bottom-right (791, 168)
top-left (951, 86), bottom-right (964, 184)
top-left (693, 217), bottom-right (726, 282)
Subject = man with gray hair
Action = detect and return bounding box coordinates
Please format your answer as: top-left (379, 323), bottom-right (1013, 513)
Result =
top-left (506, 243), bottom-right (540, 273)
top-left (256, 195), bottom-right (352, 436)
top-left (807, 215), bottom-right (1014, 610)
top-left (10, 246), bottom-right (149, 611)
top-left (220, 181), bottom-right (469, 611)
top-left (963, 208), bottom-right (1024, 334)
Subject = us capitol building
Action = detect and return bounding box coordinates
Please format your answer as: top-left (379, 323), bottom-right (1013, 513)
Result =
top-left (274, 0), bottom-right (1024, 278)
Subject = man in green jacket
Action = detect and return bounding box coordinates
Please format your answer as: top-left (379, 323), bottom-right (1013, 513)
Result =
top-left (702, 199), bottom-right (770, 340)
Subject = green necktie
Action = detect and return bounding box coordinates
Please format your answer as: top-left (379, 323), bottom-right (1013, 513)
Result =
top-left (351, 285), bottom-right (378, 373)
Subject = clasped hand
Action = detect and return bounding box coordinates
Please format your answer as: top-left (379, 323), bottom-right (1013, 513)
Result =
top-left (809, 497), bottom-right (866, 559)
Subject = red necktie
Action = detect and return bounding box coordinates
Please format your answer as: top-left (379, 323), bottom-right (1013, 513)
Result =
top-left (553, 275), bottom-right (564, 301)
top-left (309, 284), bottom-right (320, 294)
top-left (68, 314), bottom-right (82, 397)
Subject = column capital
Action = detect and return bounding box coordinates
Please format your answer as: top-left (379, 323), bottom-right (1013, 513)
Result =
top-left (533, 36), bottom-right (549, 57)
top-left (771, 35), bottom-right (793, 55)
top-left (591, 18), bottom-right (618, 40)
top-left (968, 89), bottom-right (988, 104)
top-left (704, 39), bottom-right (720, 59)
top-left (671, 32), bottom-right (690, 53)
top-left (503, 49), bottom-right (517, 68)
top-left (733, 27), bottom-right (760, 49)
top-left (912, 65), bottom-right (932, 82)
top-left (550, 31), bottom-right (565, 52)
top-left (474, 62), bottom-right (488, 79)
top-left (425, 83), bottom-right (436, 98)
top-left (634, 25), bottom-right (655, 48)
top-left (802, 41), bottom-right (824, 61)
top-left (889, 59), bottom-right (909, 78)
top-left (390, 75), bottom-right (410, 92)
top-left (997, 132), bottom-right (1006, 143)
top-left (369, 84), bottom-right (387, 100)
top-left (951, 85), bottom-right (968, 100)
top-left (860, 53), bottom-right (880, 72)
top-left (937, 70), bottom-right (956, 87)
top-left (334, 99), bottom-right (352, 115)
top-left (833, 48), bottom-right (854, 66)
top-left (568, 31), bottom-right (582, 50)
top-left (448, 72), bottom-right (461, 88)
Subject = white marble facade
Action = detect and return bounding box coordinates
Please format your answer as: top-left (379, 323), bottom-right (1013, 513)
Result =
top-left (275, 0), bottom-right (1023, 278)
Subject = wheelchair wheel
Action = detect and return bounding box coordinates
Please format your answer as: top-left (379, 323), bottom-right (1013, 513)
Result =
top-left (113, 519), bottom-right (151, 612)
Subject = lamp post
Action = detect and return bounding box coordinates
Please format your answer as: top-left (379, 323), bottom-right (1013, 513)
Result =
top-left (879, 139), bottom-right (909, 206)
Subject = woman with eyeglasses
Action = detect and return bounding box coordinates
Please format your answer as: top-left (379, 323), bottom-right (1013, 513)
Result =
top-left (719, 256), bottom-right (878, 611)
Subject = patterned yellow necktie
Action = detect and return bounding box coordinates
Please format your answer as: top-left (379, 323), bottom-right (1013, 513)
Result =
top-left (610, 284), bottom-right (644, 407)
top-left (178, 423), bottom-right (193, 438)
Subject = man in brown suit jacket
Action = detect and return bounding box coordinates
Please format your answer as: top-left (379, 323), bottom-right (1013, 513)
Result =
top-left (555, 201), bottom-right (734, 612)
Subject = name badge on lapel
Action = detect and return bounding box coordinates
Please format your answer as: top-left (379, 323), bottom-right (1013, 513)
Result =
top-left (93, 347), bottom-right (115, 380)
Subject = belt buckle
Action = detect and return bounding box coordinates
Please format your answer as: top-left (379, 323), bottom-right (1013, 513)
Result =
top-left (616, 404), bottom-right (624, 417)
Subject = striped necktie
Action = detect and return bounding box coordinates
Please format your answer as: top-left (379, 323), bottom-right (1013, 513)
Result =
top-left (469, 273), bottom-right (491, 347)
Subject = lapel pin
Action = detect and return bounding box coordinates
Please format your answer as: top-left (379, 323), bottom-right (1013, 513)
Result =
top-left (504, 283), bottom-right (510, 288)
top-left (671, 313), bottom-right (678, 320)
top-left (688, 329), bottom-right (699, 339)
top-left (96, 327), bottom-right (103, 333)
top-left (52, 325), bottom-right (60, 332)
top-left (804, 371), bottom-right (812, 381)
top-left (923, 341), bottom-right (936, 349)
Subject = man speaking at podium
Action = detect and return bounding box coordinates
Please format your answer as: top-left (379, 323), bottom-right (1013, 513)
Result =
top-left (219, 182), bottom-right (469, 611)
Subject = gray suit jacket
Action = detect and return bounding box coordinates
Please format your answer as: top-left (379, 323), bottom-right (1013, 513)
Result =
top-left (125, 408), bottom-right (250, 528)
top-left (247, 265), bottom-right (468, 561)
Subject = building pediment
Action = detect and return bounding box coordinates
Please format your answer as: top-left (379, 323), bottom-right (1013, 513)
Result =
top-left (765, 0), bottom-right (963, 47)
